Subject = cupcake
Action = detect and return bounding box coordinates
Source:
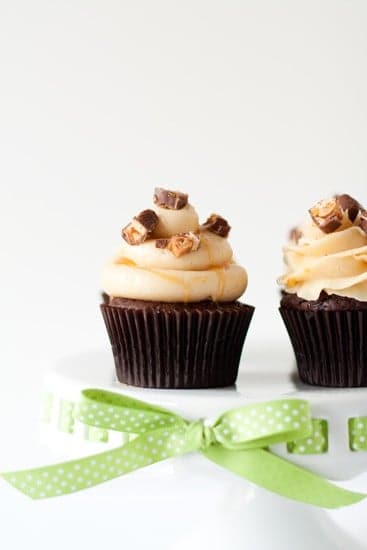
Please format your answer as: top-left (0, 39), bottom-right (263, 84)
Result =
top-left (101, 187), bottom-right (254, 389)
top-left (279, 193), bottom-right (367, 387)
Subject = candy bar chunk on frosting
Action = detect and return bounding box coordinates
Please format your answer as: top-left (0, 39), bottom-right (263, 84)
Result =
top-left (202, 214), bottom-right (231, 237)
top-left (122, 209), bottom-right (158, 245)
top-left (155, 238), bottom-right (170, 249)
top-left (279, 193), bottom-right (367, 301)
top-left (336, 194), bottom-right (361, 222)
top-left (168, 232), bottom-right (201, 257)
top-left (289, 226), bottom-right (302, 244)
top-left (153, 187), bottom-right (188, 210)
top-left (309, 198), bottom-right (343, 234)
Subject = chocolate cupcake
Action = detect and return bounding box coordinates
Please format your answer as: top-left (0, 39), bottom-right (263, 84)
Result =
top-left (101, 188), bottom-right (254, 388)
top-left (279, 194), bottom-right (367, 387)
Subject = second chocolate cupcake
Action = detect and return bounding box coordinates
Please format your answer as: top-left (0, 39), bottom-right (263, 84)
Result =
top-left (279, 194), bottom-right (367, 387)
top-left (101, 188), bottom-right (254, 389)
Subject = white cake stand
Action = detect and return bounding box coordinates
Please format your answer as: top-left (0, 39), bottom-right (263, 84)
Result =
top-left (40, 344), bottom-right (367, 550)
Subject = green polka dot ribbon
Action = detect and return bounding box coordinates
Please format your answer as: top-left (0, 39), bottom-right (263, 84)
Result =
top-left (349, 417), bottom-right (367, 451)
top-left (287, 419), bottom-right (328, 455)
top-left (1, 390), bottom-right (365, 508)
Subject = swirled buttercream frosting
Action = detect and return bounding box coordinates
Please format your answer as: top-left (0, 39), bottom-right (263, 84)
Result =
top-left (279, 194), bottom-right (367, 301)
top-left (102, 188), bottom-right (248, 302)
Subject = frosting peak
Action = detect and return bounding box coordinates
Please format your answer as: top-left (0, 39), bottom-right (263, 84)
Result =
top-left (102, 188), bottom-right (248, 302)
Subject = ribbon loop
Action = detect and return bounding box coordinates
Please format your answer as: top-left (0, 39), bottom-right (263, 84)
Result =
top-left (75, 389), bottom-right (184, 434)
top-left (1, 391), bottom-right (365, 509)
top-left (213, 399), bottom-right (312, 450)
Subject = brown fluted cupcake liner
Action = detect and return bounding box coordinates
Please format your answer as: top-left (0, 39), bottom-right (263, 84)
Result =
top-left (101, 300), bottom-right (254, 389)
top-left (279, 307), bottom-right (367, 387)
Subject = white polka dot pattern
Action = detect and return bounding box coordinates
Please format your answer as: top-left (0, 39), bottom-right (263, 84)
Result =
top-left (74, 389), bottom-right (185, 434)
top-left (349, 417), bottom-right (367, 451)
top-left (213, 399), bottom-right (311, 450)
top-left (3, 425), bottom-right (187, 499)
top-left (1, 392), bottom-right (319, 500)
top-left (287, 419), bottom-right (328, 455)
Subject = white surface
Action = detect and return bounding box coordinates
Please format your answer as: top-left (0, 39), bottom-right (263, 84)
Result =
top-left (1, 1), bottom-right (367, 548)
top-left (2, 344), bottom-right (367, 550)
top-left (41, 348), bottom-right (367, 480)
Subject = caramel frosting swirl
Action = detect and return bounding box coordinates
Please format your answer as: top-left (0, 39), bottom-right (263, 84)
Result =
top-left (102, 199), bottom-right (248, 302)
top-left (279, 214), bottom-right (367, 301)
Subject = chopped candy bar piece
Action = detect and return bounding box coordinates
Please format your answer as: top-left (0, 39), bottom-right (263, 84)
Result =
top-left (336, 194), bottom-right (361, 222)
top-left (202, 214), bottom-right (231, 238)
top-left (153, 188), bottom-right (188, 210)
top-left (168, 232), bottom-right (201, 257)
top-left (122, 209), bottom-right (159, 245)
top-left (309, 198), bottom-right (343, 234)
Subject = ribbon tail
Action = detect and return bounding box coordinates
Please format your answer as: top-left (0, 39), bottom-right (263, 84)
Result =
top-left (1, 426), bottom-right (183, 499)
top-left (202, 446), bottom-right (365, 509)
top-left (1, 446), bottom-right (141, 499)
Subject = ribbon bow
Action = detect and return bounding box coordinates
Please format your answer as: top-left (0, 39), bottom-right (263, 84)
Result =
top-left (1, 390), bottom-right (365, 508)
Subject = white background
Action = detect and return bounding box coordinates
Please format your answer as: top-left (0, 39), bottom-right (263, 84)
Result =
top-left (1, 1), bottom-right (367, 548)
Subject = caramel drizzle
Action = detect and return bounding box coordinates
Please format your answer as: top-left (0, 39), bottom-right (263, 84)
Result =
top-left (115, 257), bottom-right (137, 267)
top-left (114, 250), bottom-right (229, 302)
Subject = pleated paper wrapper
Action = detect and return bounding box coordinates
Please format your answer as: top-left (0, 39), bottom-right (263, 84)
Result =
top-left (280, 307), bottom-right (367, 387)
top-left (101, 301), bottom-right (254, 389)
